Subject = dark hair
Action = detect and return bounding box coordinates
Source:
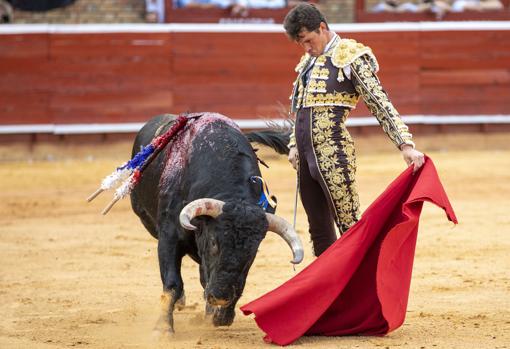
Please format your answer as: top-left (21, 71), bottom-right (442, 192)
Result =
top-left (283, 4), bottom-right (329, 41)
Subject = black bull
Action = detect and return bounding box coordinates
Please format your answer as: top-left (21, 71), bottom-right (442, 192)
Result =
top-left (130, 113), bottom-right (303, 333)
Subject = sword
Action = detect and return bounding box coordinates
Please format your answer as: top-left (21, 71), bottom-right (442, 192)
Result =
top-left (293, 174), bottom-right (299, 230)
top-left (292, 173), bottom-right (299, 272)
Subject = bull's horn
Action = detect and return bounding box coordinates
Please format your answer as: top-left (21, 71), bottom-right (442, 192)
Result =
top-left (265, 213), bottom-right (304, 264)
top-left (179, 198), bottom-right (225, 231)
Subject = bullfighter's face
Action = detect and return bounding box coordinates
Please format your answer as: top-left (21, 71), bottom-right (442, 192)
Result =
top-left (296, 22), bottom-right (331, 57)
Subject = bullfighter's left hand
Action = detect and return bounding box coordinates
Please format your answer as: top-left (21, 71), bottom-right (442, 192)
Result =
top-left (400, 144), bottom-right (425, 173)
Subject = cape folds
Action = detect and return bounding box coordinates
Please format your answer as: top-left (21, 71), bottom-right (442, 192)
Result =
top-left (241, 157), bottom-right (457, 345)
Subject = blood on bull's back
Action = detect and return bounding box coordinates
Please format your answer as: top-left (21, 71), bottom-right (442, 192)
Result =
top-left (130, 112), bottom-right (253, 240)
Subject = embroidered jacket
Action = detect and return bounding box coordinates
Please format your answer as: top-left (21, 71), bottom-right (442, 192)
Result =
top-left (288, 37), bottom-right (414, 149)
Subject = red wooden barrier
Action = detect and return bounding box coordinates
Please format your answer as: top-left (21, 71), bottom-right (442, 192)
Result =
top-left (0, 26), bottom-right (509, 128)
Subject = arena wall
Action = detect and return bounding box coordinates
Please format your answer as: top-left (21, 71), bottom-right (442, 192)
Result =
top-left (1, 22), bottom-right (510, 138)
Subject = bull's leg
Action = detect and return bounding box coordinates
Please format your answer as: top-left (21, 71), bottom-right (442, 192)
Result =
top-left (154, 225), bottom-right (185, 334)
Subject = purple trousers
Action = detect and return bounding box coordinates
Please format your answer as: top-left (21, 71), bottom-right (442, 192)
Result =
top-left (295, 106), bottom-right (360, 256)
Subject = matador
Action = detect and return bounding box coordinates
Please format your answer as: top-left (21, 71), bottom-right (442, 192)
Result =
top-left (284, 4), bottom-right (425, 256)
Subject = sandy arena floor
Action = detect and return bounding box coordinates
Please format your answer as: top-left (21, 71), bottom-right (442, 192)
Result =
top-left (0, 133), bottom-right (509, 349)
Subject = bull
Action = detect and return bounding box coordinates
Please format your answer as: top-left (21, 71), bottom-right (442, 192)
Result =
top-left (129, 113), bottom-right (303, 333)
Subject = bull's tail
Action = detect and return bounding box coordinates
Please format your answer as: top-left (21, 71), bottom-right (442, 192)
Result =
top-left (245, 130), bottom-right (291, 155)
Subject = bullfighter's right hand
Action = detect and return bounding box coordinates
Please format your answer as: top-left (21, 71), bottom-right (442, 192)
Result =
top-left (288, 146), bottom-right (299, 170)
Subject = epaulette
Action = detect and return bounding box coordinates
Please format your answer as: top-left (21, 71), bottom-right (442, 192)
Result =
top-left (294, 53), bottom-right (311, 73)
top-left (331, 38), bottom-right (379, 73)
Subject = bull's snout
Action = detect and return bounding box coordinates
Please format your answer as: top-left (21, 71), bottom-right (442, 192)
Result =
top-left (206, 293), bottom-right (231, 307)
top-left (206, 284), bottom-right (236, 307)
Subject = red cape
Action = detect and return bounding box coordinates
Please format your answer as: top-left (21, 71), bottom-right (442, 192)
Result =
top-left (241, 157), bottom-right (457, 346)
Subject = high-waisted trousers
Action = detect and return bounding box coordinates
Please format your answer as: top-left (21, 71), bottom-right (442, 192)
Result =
top-left (295, 106), bottom-right (360, 256)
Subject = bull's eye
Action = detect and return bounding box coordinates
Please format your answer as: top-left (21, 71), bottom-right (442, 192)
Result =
top-left (210, 238), bottom-right (219, 255)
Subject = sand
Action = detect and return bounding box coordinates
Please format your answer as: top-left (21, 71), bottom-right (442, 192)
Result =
top-left (0, 133), bottom-right (509, 349)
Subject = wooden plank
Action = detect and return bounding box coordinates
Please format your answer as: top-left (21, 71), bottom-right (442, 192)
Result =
top-left (0, 92), bottom-right (51, 124)
top-left (170, 32), bottom-right (421, 71)
top-left (171, 57), bottom-right (296, 78)
top-left (50, 109), bottom-right (171, 123)
top-left (419, 101), bottom-right (510, 115)
top-left (50, 90), bottom-right (174, 123)
top-left (421, 69), bottom-right (510, 86)
top-left (46, 79), bottom-right (174, 94)
top-left (347, 31), bottom-right (421, 47)
top-left (50, 90), bottom-right (173, 108)
top-left (420, 31), bottom-right (510, 69)
top-left (174, 74), bottom-right (293, 85)
top-left (172, 83), bottom-right (289, 106)
top-left (49, 57), bottom-right (172, 75)
top-left (171, 104), bottom-right (259, 118)
top-left (0, 34), bottom-right (49, 59)
top-left (421, 85), bottom-right (510, 103)
top-left (0, 57), bottom-right (51, 75)
top-left (49, 33), bottom-right (172, 58)
top-left (0, 58), bottom-right (54, 92)
top-left (49, 70), bottom-right (173, 93)
top-left (172, 33), bottom-right (299, 55)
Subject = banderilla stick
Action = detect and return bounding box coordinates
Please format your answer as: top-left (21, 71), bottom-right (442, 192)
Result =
top-left (87, 188), bottom-right (104, 202)
top-left (102, 196), bottom-right (121, 215)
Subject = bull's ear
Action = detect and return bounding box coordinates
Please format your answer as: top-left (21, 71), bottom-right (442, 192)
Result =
top-left (249, 177), bottom-right (260, 195)
top-left (266, 195), bottom-right (278, 214)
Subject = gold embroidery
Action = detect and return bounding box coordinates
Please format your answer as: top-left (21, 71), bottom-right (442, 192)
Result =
top-left (331, 38), bottom-right (379, 73)
top-left (290, 77), bottom-right (306, 111)
top-left (310, 67), bottom-right (330, 80)
top-left (314, 56), bottom-right (326, 67)
top-left (310, 106), bottom-right (360, 233)
top-left (307, 80), bottom-right (327, 93)
top-left (297, 82), bottom-right (304, 107)
top-left (304, 91), bottom-right (359, 108)
top-left (295, 53), bottom-right (311, 73)
top-left (337, 70), bottom-right (345, 84)
top-left (292, 39), bottom-right (372, 111)
top-left (351, 56), bottom-right (414, 148)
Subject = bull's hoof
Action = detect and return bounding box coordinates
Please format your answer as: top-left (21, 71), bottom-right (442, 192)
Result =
top-left (153, 316), bottom-right (175, 337)
top-left (212, 307), bottom-right (235, 327)
top-left (175, 293), bottom-right (186, 311)
top-left (151, 328), bottom-right (174, 343)
top-left (155, 291), bottom-right (177, 335)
